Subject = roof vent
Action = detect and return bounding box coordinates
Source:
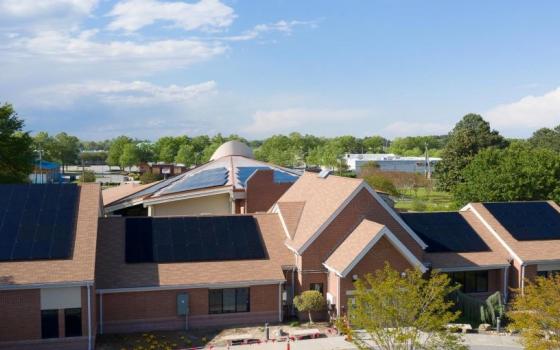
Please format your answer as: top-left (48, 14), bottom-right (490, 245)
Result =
top-left (318, 169), bottom-right (332, 178)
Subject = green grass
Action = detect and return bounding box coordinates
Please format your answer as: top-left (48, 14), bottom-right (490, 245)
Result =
top-left (394, 187), bottom-right (457, 212)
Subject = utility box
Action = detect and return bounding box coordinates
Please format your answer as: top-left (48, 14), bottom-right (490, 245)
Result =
top-left (177, 293), bottom-right (189, 316)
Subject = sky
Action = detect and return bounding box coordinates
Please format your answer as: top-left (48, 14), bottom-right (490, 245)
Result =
top-left (0, 0), bottom-right (559, 141)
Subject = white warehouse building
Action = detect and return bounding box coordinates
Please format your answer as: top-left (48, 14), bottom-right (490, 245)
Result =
top-left (343, 153), bottom-right (441, 175)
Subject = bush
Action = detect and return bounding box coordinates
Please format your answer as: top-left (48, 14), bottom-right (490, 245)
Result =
top-left (79, 170), bottom-right (96, 183)
top-left (410, 199), bottom-right (427, 212)
top-left (139, 172), bottom-right (162, 184)
top-left (363, 174), bottom-right (399, 196)
top-left (293, 290), bottom-right (326, 324)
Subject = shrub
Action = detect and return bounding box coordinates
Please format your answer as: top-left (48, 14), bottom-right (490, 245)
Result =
top-left (79, 170), bottom-right (96, 183)
top-left (293, 290), bottom-right (326, 324)
top-left (139, 172), bottom-right (162, 184)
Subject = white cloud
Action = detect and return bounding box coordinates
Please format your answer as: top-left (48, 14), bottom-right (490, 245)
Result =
top-left (29, 80), bottom-right (217, 107)
top-left (107, 0), bottom-right (235, 32)
top-left (381, 121), bottom-right (452, 137)
top-left (486, 87), bottom-right (560, 130)
top-left (244, 108), bottom-right (369, 135)
top-left (224, 20), bottom-right (319, 41)
top-left (0, 0), bottom-right (98, 31)
top-left (5, 30), bottom-right (227, 72)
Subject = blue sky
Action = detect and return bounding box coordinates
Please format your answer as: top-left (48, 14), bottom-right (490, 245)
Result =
top-left (0, 0), bottom-right (559, 140)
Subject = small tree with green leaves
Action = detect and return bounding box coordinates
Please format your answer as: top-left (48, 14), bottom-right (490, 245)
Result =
top-left (79, 170), bottom-right (96, 183)
top-left (139, 172), bottom-right (161, 184)
top-left (508, 274), bottom-right (560, 350)
top-left (348, 264), bottom-right (466, 350)
top-left (293, 290), bottom-right (326, 325)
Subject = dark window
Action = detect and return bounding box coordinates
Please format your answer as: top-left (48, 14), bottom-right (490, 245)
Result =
top-left (64, 308), bottom-right (82, 337)
top-left (448, 271), bottom-right (488, 293)
top-left (41, 309), bottom-right (59, 339)
top-left (538, 270), bottom-right (560, 278)
top-left (310, 283), bottom-right (323, 294)
top-left (208, 288), bottom-right (250, 314)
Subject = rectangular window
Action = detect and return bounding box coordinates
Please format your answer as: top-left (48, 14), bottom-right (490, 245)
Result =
top-left (64, 308), bottom-right (82, 337)
top-left (310, 283), bottom-right (323, 294)
top-left (41, 309), bottom-right (59, 339)
top-left (208, 288), bottom-right (250, 314)
top-left (448, 271), bottom-right (488, 293)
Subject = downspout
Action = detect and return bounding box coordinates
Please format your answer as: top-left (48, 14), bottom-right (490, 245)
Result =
top-left (99, 292), bottom-right (103, 335)
top-left (87, 284), bottom-right (92, 350)
top-left (291, 267), bottom-right (295, 316)
top-left (337, 276), bottom-right (341, 317)
top-left (278, 282), bottom-right (283, 322)
top-left (503, 266), bottom-right (509, 303)
top-left (521, 263), bottom-right (526, 295)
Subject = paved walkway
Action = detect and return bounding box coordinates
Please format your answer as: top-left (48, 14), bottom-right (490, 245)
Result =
top-left (213, 334), bottom-right (523, 350)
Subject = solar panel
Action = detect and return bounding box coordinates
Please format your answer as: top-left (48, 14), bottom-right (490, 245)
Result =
top-left (125, 216), bottom-right (267, 263)
top-left (159, 167), bottom-right (228, 195)
top-left (237, 167), bottom-right (298, 187)
top-left (0, 184), bottom-right (79, 261)
top-left (400, 212), bottom-right (490, 253)
top-left (483, 202), bottom-right (560, 241)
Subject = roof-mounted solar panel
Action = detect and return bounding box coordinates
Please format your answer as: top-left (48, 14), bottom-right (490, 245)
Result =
top-left (0, 184), bottom-right (79, 261)
top-left (483, 202), bottom-right (560, 241)
top-left (125, 216), bottom-right (266, 263)
top-left (401, 212), bottom-right (490, 253)
top-left (158, 167), bottom-right (229, 195)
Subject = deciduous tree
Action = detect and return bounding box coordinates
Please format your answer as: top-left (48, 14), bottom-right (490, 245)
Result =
top-left (119, 143), bottom-right (140, 170)
top-left (293, 290), bottom-right (326, 324)
top-left (436, 114), bottom-right (507, 191)
top-left (528, 125), bottom-right (560, 152)
top-left (0, 103), bottom-right (34, 183)
top-left (347, 264), bottom-right (465, 350)
top-left (107, 136), bottom-right (132, 169)
top-left (509, 274), bottom-right (560, 350)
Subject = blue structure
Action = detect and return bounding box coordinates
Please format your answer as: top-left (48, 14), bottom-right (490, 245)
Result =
top-left (30, 160), bottom-right (61, 184)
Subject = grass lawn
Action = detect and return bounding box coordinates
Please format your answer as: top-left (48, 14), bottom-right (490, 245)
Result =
top-left (394, 187), bottom-right (457, 212)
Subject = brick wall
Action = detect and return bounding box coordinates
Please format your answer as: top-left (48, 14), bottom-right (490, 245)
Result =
top-left (301, 188), bottom-right (423, 272)
top-left (0, 289), bottom-right (41, 341)
top-left (245, 170), bottom-right (293, 213)
top-left (100, 284), bottom-right (280, 333)
top-left (338, 236), bottom-right (413, 313)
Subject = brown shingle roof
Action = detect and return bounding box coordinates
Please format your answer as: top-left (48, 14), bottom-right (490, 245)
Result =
top-left (277, 172), bottom-right (364, 252)
top-left (470, 201), bottom-right (560, 262)
top-left (277, 201), bottom-right (305, 239)
top-left (102, 181), bottom-right (160, 206)
top-left (0, 184), bottom-right (101, 287)
top-left (95, 213), bottom-right (293, 290)
top-left (425, 209), bottom-right (511, 270)
top-left (324, 219), bottom-right (385, 276)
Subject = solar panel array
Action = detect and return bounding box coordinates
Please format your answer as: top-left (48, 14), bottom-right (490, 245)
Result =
top-left (126, 216), bottom-right (267, 263)
top-left (236, 166), bottom-right (298, 187)
top-left (401, 212), bottom-right (490, 253)
top-left (158, 167), bottom-right (229, 196)
top-left (483, 202), bottom-right (560, 241)
top-left (0, 184), bottom-right (79, 261)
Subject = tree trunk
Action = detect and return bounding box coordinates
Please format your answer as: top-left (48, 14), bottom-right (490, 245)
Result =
top-left (308, 310), bottom-right (313, 325)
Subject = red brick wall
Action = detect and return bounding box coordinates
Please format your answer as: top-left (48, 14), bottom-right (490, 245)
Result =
top-left (338, 236), bottom-right (413, 313)
top-left (245, 170), bottom-right (293, 213)
top-left (100, 284), bottom-right (280, 333)
top-left (301, 188), bottom-right (423, 272)
top-left (0, 289), bottom-right (41, 341)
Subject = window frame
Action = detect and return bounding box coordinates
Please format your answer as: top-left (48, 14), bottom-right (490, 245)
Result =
top-left (41, 309), bottom-right (59, 339)
top-left (208, 288), bottom-right (250, 314)
top-left (309, 283), bottom-right (324, 295)
top-left (64, 308), bottom-right (82, 337)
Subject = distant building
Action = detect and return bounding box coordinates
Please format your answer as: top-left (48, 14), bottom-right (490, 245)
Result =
top-left (138, 163), bottom-right (188, 177)
top-left (29, 160), bottom-right (61, 184)
top-left (343, 153), bottom-right (441, 176)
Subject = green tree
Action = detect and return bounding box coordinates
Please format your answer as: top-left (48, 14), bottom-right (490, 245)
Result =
top-left (119, 143), bottom-right (140, 170)
top-left (509, 274), bottom-right (560, 350)
top-left (363, 174), bottom-right (399, 196)
top-left (389, 136), bottom-right (446, 156)
top-left (79, 170), bottom-right (96, 183)
top-left (306, 141), bottom-right (346, 170)
top-left (255, 135), bottom-right (297, 167)
top-left (154, 136), bottom-right (183, 163)
top-left (348, 264), bottom-right (465, 350)
top-left (453, 143), bottom-right (560, 204)
top-left (107, 136), bottom-right (132, 169)
top-left (363, 136), bottom-right (387, 153)
top-left (136, 142), bottom-right (155, 163)
top-left (0, 103), bottom-right (34, 183)
top-left (528, 125), bottom-right (560, 152)
top-left (436, 114), bottom-right (507, 192)
top-left (139, 172), bottom-right (161, 184)
top-left (51, 132), bottom-right (80, 171)
top-left (175, 144), bottom-right (196, 166)
top-left (293, 290), bottom-right (326, 324)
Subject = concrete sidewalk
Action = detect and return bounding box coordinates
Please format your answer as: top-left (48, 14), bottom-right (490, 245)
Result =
top-left (212, 333), bottom-right (523, 350)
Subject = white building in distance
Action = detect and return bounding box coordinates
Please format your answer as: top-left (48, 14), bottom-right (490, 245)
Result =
top-left (343, 153), bottom-right (441, 176)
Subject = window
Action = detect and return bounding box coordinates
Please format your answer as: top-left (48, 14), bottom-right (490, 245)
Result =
top-left (310, 283), bottom-right (323, 294)
top-left (208, 288), bottom-right (250, 314)
top-left (448, 271), bottom-right (488, 293)
top-left (538, 270), bottom-right (560, 278)
top-left (41, 309), bottom-right (59, 339)
top-left (64, 308), bottom-right (82, 337)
